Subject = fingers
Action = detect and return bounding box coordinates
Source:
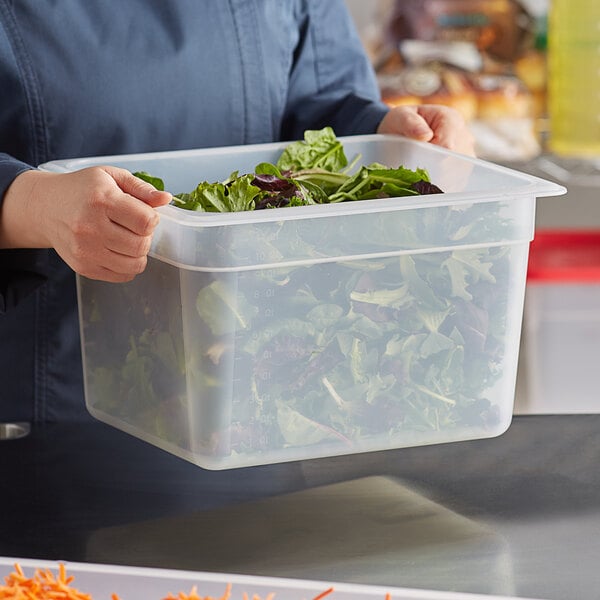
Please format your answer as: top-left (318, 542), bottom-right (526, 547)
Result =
top-left (104, 165), bottom-right (172, 208)
top-left (44, 167), bottom-right (172, 281)
top-left (104, 193), bottom-right (160, 237)
top-left (63, 216), bottom-right (152, 281)
top-left (377, 104), bottom-right (476, 156)
top-left (1, 166), bottom-right (170, 283)
top-left (417, 105), bottom-right (476, 156)
top-left (377, 106), bottom-right (434, 142)
top-left (74, 247), bottom-right (150, 282)
top-left (74, 170), bottom-right (163, 279)
top-left (104, 220), bottom-right (153, 259)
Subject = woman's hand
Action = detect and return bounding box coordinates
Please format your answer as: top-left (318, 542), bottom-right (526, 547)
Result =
top-left (377, 104), bottom-right (476, 157)
top-left (0, 166), bottom-right (172, 282)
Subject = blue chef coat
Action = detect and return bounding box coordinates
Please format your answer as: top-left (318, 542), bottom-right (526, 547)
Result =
top-left (0, 0), bottom-right (389, 422)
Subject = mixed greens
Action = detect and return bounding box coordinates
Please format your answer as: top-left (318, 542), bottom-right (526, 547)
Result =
top-left (81, 129), bottom-right (516, 466)
top-left (133, 127), bottom-right (442, 213)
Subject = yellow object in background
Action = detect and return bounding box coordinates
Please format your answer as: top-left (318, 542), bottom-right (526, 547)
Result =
top-left (548, 0), bottom-right (600, 157)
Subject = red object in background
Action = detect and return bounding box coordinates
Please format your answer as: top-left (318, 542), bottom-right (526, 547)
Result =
top-left (527, 230), bottom-right (600, 283)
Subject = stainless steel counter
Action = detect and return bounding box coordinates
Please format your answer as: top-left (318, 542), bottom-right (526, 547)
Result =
top-left (1, 416), bottom-right (599, 600)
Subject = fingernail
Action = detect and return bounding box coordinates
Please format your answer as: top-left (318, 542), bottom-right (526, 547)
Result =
top-left (412, 127), bottom-right (433, 141)
top-left (151, 190), bottom-right (171, 201)
top-left (411, 123), bottom-right (431, 135)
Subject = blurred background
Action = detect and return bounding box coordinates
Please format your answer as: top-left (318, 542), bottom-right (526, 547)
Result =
top-left (346, 0), bottom-right (548, 163)
top-left (345, 0), bottom-right (600, 416)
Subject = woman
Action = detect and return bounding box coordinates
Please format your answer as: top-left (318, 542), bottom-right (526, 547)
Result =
top-left (0, 0), bottom-right (474, 423)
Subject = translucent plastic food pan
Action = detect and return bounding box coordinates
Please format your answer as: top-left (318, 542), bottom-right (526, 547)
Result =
top-left (40, 135), bottom-right (565, 469)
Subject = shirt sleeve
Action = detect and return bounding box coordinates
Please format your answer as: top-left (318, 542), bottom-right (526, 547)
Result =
top-left (0, 152), bottom-right (48, 313)
top-left (281, 0), bottom-right (390, 140)
top-left (0, 152), bottom-right (34, 199)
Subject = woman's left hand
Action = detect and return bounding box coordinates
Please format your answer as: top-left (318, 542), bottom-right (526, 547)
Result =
top-left (377, 104), bottom-right (476, 157)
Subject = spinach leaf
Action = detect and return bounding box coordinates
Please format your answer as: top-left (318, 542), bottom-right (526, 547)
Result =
top-left (276, 126), bottom-right (348, 172)
top-left (171, 174), bottom-right (261, 212)
top-left (133, 171), bottom-right (165, 191)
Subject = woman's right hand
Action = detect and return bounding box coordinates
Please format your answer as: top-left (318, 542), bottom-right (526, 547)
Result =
top-left (0, 166), bottom-right (172, 282)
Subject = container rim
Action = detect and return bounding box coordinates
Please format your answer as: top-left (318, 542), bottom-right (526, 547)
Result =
top-left (38, 134), bottom-right (566, 227)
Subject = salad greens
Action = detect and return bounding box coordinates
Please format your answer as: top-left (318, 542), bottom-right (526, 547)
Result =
top-left (133, 127), bottom-right (442, 213)
top-left (81, 128), bottom-right (515, 465)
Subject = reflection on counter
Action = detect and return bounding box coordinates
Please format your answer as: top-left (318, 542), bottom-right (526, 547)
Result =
top-left (86, 476), bottom-right (515, 597)
top-left (0, 422), bottom-right (30, 440)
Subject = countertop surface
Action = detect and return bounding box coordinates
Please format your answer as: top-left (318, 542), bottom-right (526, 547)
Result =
top-left (1, 416), bottom-right (600, 600)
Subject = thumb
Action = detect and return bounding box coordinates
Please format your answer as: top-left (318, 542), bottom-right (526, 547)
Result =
top-left (103, 166), bottom-right (172, 207)
top-left (378, 106), bottom-right (434, 142)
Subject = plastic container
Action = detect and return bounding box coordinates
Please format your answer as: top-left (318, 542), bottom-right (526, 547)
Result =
top-left (0, 557), bottom-right (541, 600)
top-left (547, 0), bottom-right (600, 157)
top-left (39, 135), bottom-right (565, 469)
top-left (523, 230), bottom-right (600, 414)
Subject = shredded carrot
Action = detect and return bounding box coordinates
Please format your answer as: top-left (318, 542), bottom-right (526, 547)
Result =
top-left (0, 562), bottom-right (93, 600)
top-left (311, 587), bottom-right (334, 600)
top-left (162, 581), bottom-right (233, 600)
top-left (2, 563), bottom-right (391, 600)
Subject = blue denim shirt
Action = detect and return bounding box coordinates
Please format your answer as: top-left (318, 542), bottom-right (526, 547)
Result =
top-left (0, 0), bottom-right (389, 422)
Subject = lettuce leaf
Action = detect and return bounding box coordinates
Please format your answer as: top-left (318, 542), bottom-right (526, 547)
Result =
top-left (276, 126), bottom-right (348, 172)
top-left (133, 127), bottom-right (443, 213)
